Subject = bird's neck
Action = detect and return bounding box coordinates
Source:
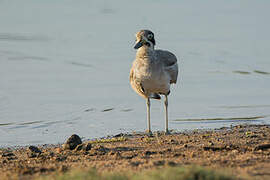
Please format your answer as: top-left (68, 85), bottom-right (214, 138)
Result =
top-left (136, 46), bottom-right (155, 59)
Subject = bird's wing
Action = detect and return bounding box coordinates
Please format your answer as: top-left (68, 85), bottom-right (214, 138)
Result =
top-left (155, 50), bottom-right (179, 84)
top-left (129, 65), bottom-right (146, 98)
top-left (155, 50), bottom-right (177, 66)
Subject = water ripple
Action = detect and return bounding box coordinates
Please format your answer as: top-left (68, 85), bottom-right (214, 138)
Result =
top-left (0, 33), bottom-right (49, 42)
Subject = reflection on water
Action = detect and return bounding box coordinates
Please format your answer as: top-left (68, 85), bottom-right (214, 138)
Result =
top-left (0, 0), bottom-right (270, 146)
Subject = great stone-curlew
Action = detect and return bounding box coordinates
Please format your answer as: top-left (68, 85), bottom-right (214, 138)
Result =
top-left (130, 30), bottom-right (178, 134)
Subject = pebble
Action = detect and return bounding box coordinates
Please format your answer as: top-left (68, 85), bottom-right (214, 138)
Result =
top-left (84, 143), bottom-right (92, 151)
top-left (152, 160), bottom-right (165, 166)
top-left (1, 152), bottom-right (15, 157)
top-left (28, 146), bottom-right (42, 154)
top-left (62, 134), bottom-right (82, 150)
top-left (167, 161), bottom-right (177, 166)
top-left (144, 151), bottom-right (157, 156)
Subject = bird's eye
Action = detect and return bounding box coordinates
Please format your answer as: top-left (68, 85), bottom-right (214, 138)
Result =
top-left (147, 34), bottom-right (153, 39)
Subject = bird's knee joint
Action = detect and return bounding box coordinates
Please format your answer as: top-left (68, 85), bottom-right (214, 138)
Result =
top-left (164, 99), bottom-right (168, 106)
top-left (146, 99), bottom-right (150, 106)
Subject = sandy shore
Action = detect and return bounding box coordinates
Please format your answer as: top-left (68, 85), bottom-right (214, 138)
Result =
top-left (1, 124), bottom-right (270, 180)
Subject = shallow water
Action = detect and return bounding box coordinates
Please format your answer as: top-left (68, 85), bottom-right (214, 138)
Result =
top-left (1, 0), bottom-right (270, 146)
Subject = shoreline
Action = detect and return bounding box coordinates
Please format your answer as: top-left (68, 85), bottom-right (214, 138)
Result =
top-left (2, 121), bottom-right (264, 149)
top-left (1, 124), bottom-right (270, 179)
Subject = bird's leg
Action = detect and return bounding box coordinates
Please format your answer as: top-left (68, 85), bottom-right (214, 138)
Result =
top-left (164, 95), bottom-right (169, 134)
top-left (146, 97), bottom-right (152, 134)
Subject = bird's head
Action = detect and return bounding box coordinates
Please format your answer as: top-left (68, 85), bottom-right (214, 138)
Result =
top-left (134, 30), bottom-right (155, 50)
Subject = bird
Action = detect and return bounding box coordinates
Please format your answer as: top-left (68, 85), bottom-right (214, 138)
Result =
top-left (129, 30), bottom-right (178, 134)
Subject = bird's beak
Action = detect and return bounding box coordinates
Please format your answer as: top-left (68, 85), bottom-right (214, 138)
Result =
top-left (134, 40), bottom-right (143, 49)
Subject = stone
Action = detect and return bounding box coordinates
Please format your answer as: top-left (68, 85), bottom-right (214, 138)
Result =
top-left (167, 161), bottom-right (177, 166)
top-left (1, 152), bottom-right (15, 157)
top-left (27, 152), bottom-right (37, 158)
top-left (62, 134), bottom-right (82, 150)
top-left (28, 146), bottom-right (42, 154)
top-left (152, 160), bottom-right (165, 166)
top-left (83, 143), bottom-right (92, 151)
top-left (254, 144), bottom-right (270, 151)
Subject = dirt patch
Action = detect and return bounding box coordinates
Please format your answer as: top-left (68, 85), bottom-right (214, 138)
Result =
top-left (1, 124), bottom-right (270, 179)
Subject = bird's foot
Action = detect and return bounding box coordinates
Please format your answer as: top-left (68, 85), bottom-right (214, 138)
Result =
top-left (164, 130), bottom-right (171, 135)
top-left (145, 130), bottom-right (153, 136)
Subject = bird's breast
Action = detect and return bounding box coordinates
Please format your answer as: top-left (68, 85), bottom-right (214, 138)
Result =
top-left (134, 65), bottom-right (170, 94)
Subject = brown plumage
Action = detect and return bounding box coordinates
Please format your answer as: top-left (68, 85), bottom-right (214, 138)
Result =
top-left (129, 30), bottom-right (179, 134)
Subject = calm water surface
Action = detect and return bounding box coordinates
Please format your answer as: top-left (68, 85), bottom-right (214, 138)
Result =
top-left (1, 0), bottom-right (270, 146)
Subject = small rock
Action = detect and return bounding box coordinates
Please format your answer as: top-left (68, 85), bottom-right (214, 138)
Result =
top-left (83, 143), bottom-right (92, 151)
top-left (167, 161), bottom-right (177, 166)
top-left (153, 160), bottom-right (165, 166)
top-left (27, 152), bottom-right (37, 158)
top-left (1, 152), bottom-right (15, 157)
top-left (144, 151), bottom-right (157, 156)
top-left (254, 143), bottom-right (270, 151)
top-left (62, 134), bottom-right (82, 150)
top-left (28, 146), bottom-right (42, 154)
top-left (114, 133), bottom-right (125, 137)
top-left (203, 146), bottom-right (225, 151)
top-left (39, 167), bottom-right (49, 173)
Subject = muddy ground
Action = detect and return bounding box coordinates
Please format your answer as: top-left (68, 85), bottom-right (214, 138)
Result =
top-left (1, 124), bottom-right (270, 180)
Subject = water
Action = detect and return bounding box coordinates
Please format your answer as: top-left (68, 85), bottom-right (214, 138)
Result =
top-left (1, 0), bottom-right (270, 146)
